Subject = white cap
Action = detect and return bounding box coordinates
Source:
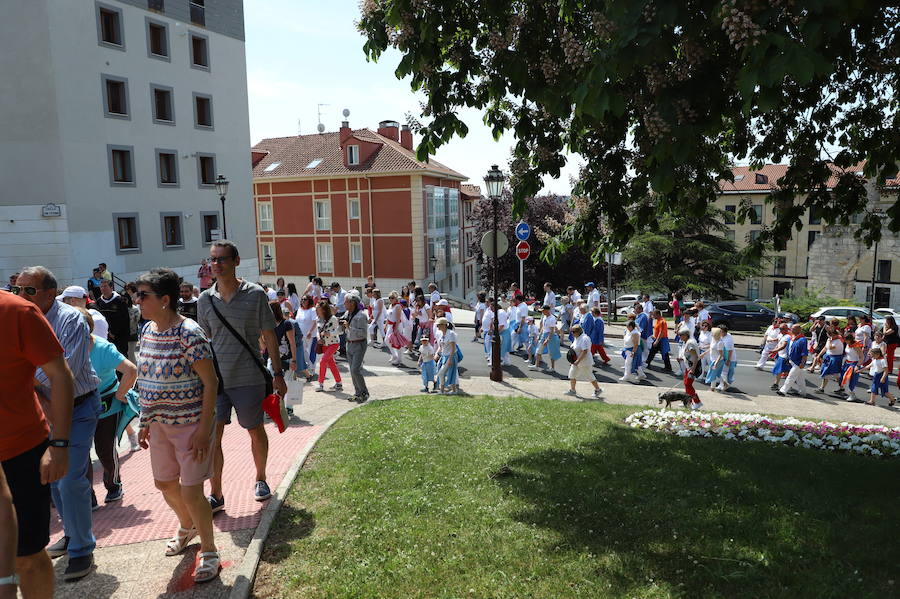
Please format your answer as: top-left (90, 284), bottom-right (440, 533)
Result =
top-left (437, 299), bottom-right (450, 306)
top-left (56, 285), bottom-right (87, 300)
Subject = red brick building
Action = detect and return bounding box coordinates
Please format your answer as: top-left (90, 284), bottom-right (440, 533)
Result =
top-left (251, 120), bottom-right (468, 294)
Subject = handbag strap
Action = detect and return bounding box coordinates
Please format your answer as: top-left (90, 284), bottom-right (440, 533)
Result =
top-left (208, 292), bottom-right (270, 379)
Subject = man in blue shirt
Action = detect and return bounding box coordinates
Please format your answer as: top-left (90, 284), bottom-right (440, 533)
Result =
top-left (16, 266), bottom-right (99, 582)
top-left (778, 324), bottom-right (808, 396)
top-left (633, 303), bottom-right (652, 377)
top-left (587, 306), bottom-right (611, 365)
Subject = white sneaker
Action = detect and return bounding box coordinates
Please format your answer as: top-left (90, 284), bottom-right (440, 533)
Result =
top-left (528, 364), bottom-right (539, 370)
top-left (691, 402), bottom-right (704, 411)
top-left (315, 384), bottom-right (325, 392)
top-left (716, 384), bottom-right (728, 392)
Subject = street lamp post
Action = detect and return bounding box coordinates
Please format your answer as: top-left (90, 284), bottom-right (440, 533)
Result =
top-left (484, 164), bottom-right (506, 383)
top-left (430, 255), bottom-right (438, 286)
top-left (214, 174), bottom-right (229, 239)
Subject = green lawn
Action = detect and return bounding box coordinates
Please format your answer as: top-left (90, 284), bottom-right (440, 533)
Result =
top-left (253, 397), bottom-right (900, 599)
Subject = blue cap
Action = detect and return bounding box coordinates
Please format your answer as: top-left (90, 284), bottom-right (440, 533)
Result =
top-left (585, 282), bottom-right (595, 287)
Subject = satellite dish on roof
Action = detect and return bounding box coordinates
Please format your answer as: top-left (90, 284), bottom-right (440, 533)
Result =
top-left (317, 123), bottom-right (325, 133)
top-left (342, 108), bottom-right (350, 118)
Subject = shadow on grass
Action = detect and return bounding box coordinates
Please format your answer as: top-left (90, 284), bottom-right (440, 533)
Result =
top-left (258, 503), bottom-right (317, 565)
top-left (494, 423), bottom-right (900, 598)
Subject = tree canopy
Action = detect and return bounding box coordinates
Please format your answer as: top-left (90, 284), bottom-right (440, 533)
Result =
top-left (359, 1), bottom-right (899, 260)
top-left (621, 206), bottom-right (763, 298)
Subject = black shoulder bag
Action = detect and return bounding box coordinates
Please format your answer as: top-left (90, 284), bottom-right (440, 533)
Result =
top-left (208, 297), bottom-right (274, 397)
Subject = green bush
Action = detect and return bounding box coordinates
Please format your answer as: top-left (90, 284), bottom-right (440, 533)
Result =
top-left (759, 288), bottom-right (862, 321)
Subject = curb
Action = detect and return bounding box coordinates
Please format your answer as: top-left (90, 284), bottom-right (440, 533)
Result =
top-left (228, 407), bottom-right (357, 599)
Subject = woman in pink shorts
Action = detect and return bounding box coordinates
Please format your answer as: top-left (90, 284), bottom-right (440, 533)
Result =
top-left (135, 268), bottom-right (220, 583)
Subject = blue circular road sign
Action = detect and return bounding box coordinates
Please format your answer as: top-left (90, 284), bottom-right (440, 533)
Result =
top-left (515, 221), bottom-right (530, 241)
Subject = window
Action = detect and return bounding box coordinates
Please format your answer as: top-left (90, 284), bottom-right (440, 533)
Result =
top-left (148, 0), bottom-right (164, 11)
top-left (113, 213), bottom-right (140, 253)
top-left (351, 242), bottom-right (363, 264)
top-left (193, 93), bottom-right (213, 128)
top-left (850, 211), bottom-right (863, 225)
top-left (809, 205), bottom-right (821, 225)
top-left (306, 159), bottom-right (322, 169)
top-left (774, 256), bottom-right (786, 276)
top-left (348, 197), bottom-right (360, 219)
top-left (190, 33), bottom-right (209, 69)
top-left (107, 145), bottom-right (134, 185)
top-left (102, 75), bottom-right (129, 118)
top-left (347, 145), bottom-right (359, 165)
top-left (724, 205), bottom-right (736, 224)
top-left (147, 20), bottom-right (168, 58)
top-left (725, 230), bottom-right (735, 242)
top-left (151, 85), bottom-right (174, 123)
top-left (156, 149), bottom-right (178, 186)
top-left (877, 260), bottom-right (892, 282)
top-left (755, 173), bottom-right (768, 184)
top-left (201, 212), bottom-right (219, 244)
top-left (747, 280), bottom-right (760, 301)
top-left (433, 187), bottom-right (445, 229)
top-left (749, 229), bottom-right (761, 242)
top-left (257, 203), bottom-right (272, 232)
top-left (264, 162), bottom-right (281, 173)
top-left (773, 281), bottom-right (792, 296)
top-left (160, 213), bottom-right (184, 248)
top-left (197, 154), bottom-right (215, 186)
top-left (190, 0), bottom-right (205, 25)
top-left (97, 4), bottom-right (123, 48)
top-left (314, 200), bottom-right (330, 230)
top-left (260, 243), bottom-right (275, 272)
top-left (316, 242), bottom-right (333, 273)
top-left (448, 189), bottom-right (459, 227)
top-left (449, 235), bottom-right (460, 264)
top-left (750, 204), bottom-right (763, 225)
top-left (807, 230), bottom-right (818, 250)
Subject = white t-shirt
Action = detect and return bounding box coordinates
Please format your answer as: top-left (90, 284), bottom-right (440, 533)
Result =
top-left (623, 329), bottom-right (640, 349)
top-left (570, 290), bottom-right (582, 303)
top-left (417, 306), bottom-right (430, 322)
top-left (698, 330), bottom-right (712, 350)
top-left (643, 300), bottom-right (654, 315)
top-left (419, 343), bottom-right (435, 363)
top-left (764, 325), bottom-right (781, 343)
top-left (709, 339), bottom-right (724, 361)
top-left (682, 316), bottom-right (696, 335)
top-left (516, 302), bottom-right (528, 321)
top-left (430, 290), bottom-right (441, 305)
top-left (541, 313), bottom-right (557, 333)
top-left (266, 288), bottom-right (277, 301)
top-left (88, 308), bottom-right (109, 340)
top-left (869, 357), bottom-right (887, 377)
top-left (679, 337), bottom-right (699, 364)
top-left (372, 298), bottom-right (385, 321)
top-left (827, 338), bottom-right (844, 355)
top-left (294, 307), bottom-right (317, 336)
top-left (289, 293), bottom-right (300, 313)
top-left (777, 333), bottom-right (791, 358)
top-left (855, 324), bottom-right (871, 344)
top-left (573, 333), bottom-right (591, 354)
top-left (482, 309), bottom-right (494, 332)
top-left (474, 302), bottom-right (486, 319)
top-left (588, 289), bottom-right (600, 308)
top-left (846, 343), bottom-right (862, 363)
top-left (722, 334), bottom-right (735, 361)
top-left (698, 309), bottom-right (710, 322)
top-left (543, 291), bottom-right (556, 308)
top-left (441, 329), bottom-right (458, 355)
top-left (432, 327), bottom-right (444, 349)
top-left (498, 309), bottom-right (508, 328)
top-left (442, 309), bottom-right (454, 323)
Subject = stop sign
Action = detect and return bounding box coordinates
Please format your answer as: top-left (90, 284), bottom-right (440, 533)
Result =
top-left (515, 240), bottom-right (530, 260)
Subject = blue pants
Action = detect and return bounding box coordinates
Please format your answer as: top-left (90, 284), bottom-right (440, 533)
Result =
top-left (437, 356), bottom-right (458, 386)
top-left (500, 328), bottom-right (512, 359)
top-left (726, 360), bottom-right (737, 385)
top-left (420, 360), bottom-right (436, 388)
top-left (51, 391), bottom-right (100, 558)
top-left (705, 360), bottom-right (725, 385)
top-left (517, 323), bottom-right (529, 348)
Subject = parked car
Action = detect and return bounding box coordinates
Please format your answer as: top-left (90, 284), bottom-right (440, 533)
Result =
top-left (810, 306), bottom-right (886, 324)
top-left (706, 302), bottom-right (798, 331)
top-left (875, 307), bottom-right (900, 319)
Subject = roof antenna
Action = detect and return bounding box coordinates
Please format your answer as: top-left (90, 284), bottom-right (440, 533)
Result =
top-left (317, 103), bottom-right (330, 134)
top-left (297, 118), bottom-right (302, 136)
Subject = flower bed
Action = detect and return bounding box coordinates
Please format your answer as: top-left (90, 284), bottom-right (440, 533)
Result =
top-left (624, 410), bottom-right (900, 457)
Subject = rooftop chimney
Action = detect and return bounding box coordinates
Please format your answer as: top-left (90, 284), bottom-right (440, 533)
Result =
top-left (400, 124), bottom-right (413, 151)
top-left (340, 120), bottom-right (351, 144)
top-left (377, 119), bottom-right (400, 142)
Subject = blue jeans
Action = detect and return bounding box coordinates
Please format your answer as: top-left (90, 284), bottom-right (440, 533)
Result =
top-left (51, 390), bottom-right (100, 558)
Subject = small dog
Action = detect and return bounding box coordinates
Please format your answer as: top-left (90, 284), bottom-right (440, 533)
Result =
top-left (658, 390), bottom-right (692, 409)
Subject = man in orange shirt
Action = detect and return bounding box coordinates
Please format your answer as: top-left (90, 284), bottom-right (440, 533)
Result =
top-left (645, 309), bottom-right (673, 371)
top-left (0, 289), bottom-right (75, 599)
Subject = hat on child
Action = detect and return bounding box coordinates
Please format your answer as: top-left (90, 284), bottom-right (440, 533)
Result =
top-left (56, 285), bottom-right (87, 300)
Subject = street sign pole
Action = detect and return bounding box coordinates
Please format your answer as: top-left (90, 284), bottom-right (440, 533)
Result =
top-left (515, 223), bottom-right (530, 297)
top-left (519, 258), bottom-right (524, 296)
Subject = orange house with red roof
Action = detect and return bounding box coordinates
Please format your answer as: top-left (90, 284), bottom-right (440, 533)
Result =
top-left (251, 119), bottom-right (469, 295)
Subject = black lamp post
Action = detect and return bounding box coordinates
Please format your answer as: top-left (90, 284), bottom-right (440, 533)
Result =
top-left (214, 174), bottom-right (229, 239)
top-left (429, 255), bottom-right (438, 285)
top-left (484, 164), bottom-right (506, 382)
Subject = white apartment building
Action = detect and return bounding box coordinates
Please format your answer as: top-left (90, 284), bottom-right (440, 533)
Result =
top-left (0, 0), bottom-right (257, 288)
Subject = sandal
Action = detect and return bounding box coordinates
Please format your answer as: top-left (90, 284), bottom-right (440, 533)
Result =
top-left (165, 526), bottom-right (197, 556)
top-left (194, 551), bottom-right (221, 583)
top-left (865, 400), bottom-right (876, 406)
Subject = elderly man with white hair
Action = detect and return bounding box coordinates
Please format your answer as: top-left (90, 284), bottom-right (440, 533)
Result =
top-left (57, 286), bottom-right (109, 341)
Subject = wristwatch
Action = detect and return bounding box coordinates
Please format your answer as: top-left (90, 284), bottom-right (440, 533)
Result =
top-left (0, 573), bottom-right (19, 586)
top-left (272, 371), bottom-right (285, 378)
top-left (49, 439), bottom-right (69, 448)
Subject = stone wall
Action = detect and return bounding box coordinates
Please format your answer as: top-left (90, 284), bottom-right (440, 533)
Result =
top-left (807, 225), bottom-right (900, 301)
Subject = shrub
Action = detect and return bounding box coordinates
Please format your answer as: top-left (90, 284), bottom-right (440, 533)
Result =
top-left (760, 288), bottom-right (862, 321)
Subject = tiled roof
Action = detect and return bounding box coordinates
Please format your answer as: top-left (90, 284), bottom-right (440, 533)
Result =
top-left (251, 128), bottom-right (466, 180)
top-left (720, 162), bottom-right (897, 192)
top-left (460, 184), bottom-right (481, 198)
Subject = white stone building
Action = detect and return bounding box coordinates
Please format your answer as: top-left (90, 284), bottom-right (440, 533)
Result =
top-left (0, 0), bottom-right (257, 288)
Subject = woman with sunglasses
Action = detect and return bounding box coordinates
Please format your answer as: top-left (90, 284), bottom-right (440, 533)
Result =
top-left (134, 268), bottom-right (220, 583)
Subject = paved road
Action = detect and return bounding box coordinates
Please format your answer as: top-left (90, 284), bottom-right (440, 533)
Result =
top-left (343, 336), bottom-right (854, 400)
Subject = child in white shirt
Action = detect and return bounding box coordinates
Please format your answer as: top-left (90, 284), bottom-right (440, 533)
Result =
top-left (867, 347), bottom-right (895, 406)
top-left (418, 337), bottom-right (437, 393)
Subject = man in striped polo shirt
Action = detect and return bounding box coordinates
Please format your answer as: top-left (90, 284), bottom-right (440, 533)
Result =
top-left (198, 241), bottom-right (286, 513)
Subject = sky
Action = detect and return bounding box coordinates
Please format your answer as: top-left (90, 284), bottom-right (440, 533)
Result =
top-left (243, 0), bottom-right (579, 194)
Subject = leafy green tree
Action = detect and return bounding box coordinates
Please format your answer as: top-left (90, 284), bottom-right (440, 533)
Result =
top-left (621, 206), bottom-right (763, 299)
top-left (359, 0), bottom-right (899, 259)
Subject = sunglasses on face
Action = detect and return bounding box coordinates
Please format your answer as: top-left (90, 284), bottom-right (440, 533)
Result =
top-left (135, 290), bottom-right (159, 300)
top-left (209, 256), bottom-right (233, 264)
top-left (11, 286), bottom-right (38, 296)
